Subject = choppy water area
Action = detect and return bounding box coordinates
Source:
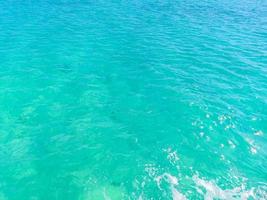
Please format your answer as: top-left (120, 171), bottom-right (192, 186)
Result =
top-left (0, 0), bottom-right (266, 199)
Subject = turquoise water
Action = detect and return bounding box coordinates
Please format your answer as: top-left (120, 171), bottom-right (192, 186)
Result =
top-left (0, 0), bottom-right (267, 199)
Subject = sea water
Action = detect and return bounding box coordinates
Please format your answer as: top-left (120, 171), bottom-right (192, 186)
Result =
top-left (0, 0), bottom-right (266, 199)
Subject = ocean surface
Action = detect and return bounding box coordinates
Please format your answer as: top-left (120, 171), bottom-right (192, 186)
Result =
top-left (0, 0), bottom-right (266, 199)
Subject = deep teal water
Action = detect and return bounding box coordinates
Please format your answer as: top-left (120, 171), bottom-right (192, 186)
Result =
top-left (0, 0), bottom-right (267, 199)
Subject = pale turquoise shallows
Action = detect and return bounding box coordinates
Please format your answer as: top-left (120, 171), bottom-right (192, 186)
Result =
top-left (0, 0), bottom-right (266, 199)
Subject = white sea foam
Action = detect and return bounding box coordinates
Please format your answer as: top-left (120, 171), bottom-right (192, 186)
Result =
top-left (155, 173), bottom-right (187, 200)
top-left (254, 130), bottom-right (263, 136)
top-left (171, 187), bottom-right (187, 200)
top-left (192, 175), bottom-right (266, 200)
top-left (139, 148), bottom-right (267, 200)
top-left (142, 166), bottom-right (267, 200)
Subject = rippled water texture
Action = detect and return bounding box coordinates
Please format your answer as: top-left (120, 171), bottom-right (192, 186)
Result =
top-left (0, 0), bottom-right (267, 199)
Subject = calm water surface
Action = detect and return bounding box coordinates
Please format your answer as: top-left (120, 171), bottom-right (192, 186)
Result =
top-left (0, 0), bottom-right (266, 199)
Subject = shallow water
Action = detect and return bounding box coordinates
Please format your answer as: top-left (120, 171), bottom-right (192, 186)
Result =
top-left (0, 0), bottom-right (266, 199)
